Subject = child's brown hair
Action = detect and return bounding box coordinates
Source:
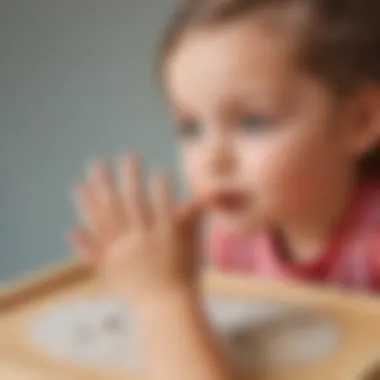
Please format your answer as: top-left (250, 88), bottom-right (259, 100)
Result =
top-left (158, 0), bottom-right (380, 178)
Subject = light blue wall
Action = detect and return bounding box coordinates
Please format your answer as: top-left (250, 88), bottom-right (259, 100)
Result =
top-left (0, 0), bottom-right (179, 282)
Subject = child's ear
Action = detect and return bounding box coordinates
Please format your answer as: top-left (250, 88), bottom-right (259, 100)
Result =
top-left (344, 85), bottom-right (380, 158)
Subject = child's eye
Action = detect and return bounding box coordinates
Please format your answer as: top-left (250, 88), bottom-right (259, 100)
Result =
top-left (176, 121), bottom-right (202, 140)
top-left (241, 114), bottom-right (272, 133)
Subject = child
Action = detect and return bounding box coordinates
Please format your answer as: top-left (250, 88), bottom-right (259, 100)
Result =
top-left (71, 1), bottom-right (380, 379)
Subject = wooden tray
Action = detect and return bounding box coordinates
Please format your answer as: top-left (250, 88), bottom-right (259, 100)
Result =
top-left (1, 262), bottom-right (380, 380)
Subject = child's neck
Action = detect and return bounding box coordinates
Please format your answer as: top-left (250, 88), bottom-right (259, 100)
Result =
top-left (276, 172), bottom-right (359, 265)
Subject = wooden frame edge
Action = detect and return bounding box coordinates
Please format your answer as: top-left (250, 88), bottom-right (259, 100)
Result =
top-left (0, 261), bottom-right (92, 312)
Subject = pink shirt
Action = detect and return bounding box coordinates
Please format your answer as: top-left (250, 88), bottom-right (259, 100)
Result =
top-left (208, 180), bottom-right (380, 291)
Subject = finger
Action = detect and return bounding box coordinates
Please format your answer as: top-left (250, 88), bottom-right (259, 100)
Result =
top-left (120, 155), bottom-right (149, 226)
top-left (74, 182), bottom-right (104, 235)
top-left (150, 171), bottom-right (174, 222)
top-left (89, 161), bottom-right (125, 233)
top-left (68, 228), bottom-right (100, 266)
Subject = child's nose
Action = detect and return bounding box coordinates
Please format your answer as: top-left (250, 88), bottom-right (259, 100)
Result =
top-left (204, 136), bottom-right (236, 177)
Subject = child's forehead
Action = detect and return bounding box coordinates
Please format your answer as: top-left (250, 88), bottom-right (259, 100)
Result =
top-left (165, 21), bottom-right (302, 112)
top-left (174, 17), bottom-right (297, 65)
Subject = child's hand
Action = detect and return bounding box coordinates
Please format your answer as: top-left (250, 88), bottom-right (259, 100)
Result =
top-left (70, 156), bottom-right (203, 308)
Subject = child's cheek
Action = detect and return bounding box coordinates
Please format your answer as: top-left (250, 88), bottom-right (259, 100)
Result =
top-left (242, 138), bottom-right (335, 218)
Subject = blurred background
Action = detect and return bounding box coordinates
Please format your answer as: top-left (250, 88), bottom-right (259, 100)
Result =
top-left (0, 0), bottom-right (178, 282)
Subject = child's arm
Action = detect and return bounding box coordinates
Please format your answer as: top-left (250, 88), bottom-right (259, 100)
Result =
top-left (70, 158), bottom-right (236, 380)
top-left (136, 289), bottom-right (234, 380)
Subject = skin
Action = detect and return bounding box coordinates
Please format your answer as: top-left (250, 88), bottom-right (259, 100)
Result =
top-left (72, 157), bottom-right (234, 380)
top-left (165, 17), bottom-right (378, 261)
top-left (71, 10), bottom-right (380, 380)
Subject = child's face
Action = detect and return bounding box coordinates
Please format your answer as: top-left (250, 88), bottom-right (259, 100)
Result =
top-left (165, 18), bottom-right (353, 232)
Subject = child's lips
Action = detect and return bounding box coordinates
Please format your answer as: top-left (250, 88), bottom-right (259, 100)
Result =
top-left (208, 191), bottom-right (250, 213)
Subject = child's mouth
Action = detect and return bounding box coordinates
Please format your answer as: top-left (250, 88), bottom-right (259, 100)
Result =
top-left (210, 191), bottom-right (250, 213)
